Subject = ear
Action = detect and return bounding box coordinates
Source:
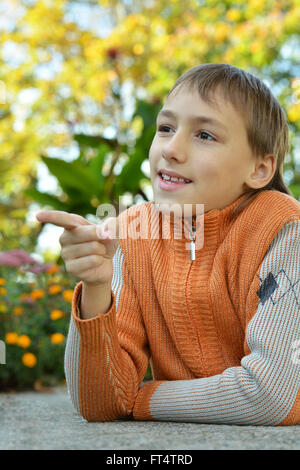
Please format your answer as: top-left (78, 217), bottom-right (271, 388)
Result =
top-left (245, 154), bottom-right (276, 190)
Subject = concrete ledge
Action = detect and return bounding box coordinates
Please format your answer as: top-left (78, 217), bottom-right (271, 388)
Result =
top-left (1, 386), bottom-right (300, 450)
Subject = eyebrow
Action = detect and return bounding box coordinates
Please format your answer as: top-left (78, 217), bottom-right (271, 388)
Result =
top-left (156, 109), bottom-right (228, 132)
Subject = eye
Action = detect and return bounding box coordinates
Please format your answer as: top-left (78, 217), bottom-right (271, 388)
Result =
top-left (197, 131), bottom-right (215, 142)
top-left (157, 125), bottom-right (216, 142)
top-left (157, 125), bottom-right (172, 133)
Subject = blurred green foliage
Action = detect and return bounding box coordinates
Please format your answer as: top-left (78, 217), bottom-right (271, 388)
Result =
top-left (24, 99), bottom-right (160, 219)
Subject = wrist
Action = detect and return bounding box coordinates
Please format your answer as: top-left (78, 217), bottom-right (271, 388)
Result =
top-left (82, 280), bottom-right (112, 290)
top-left (80, 280), bottom-right (112, 319)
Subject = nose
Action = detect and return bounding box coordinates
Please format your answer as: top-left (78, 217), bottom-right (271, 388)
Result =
top-left (162, 132), bottom-right (188, 163)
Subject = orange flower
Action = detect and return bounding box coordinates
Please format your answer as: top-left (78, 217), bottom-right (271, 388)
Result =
top-left (50, 309), bottom-right (64, 320)
top-left (0, 304), bottom-right (7, 313)
top-left (0, 287), bottom-right (7, 295)
top-left (62, 290), bottom-right (73, 302)
top-left (13, 306), bottom-right (24, 315)
top-left (30, 289), bottom-right (45, 299)
top-left (48, 285), bottom-right (62, 295)
top-left (51, 333), bottom-right (65, 345)
top-left (17, 335), bottom-right (31, 348)
top-left (0, 278), bottom-right (6, 285)
top-left (20, 293), bottom-right (29, 301)
top-left (46, 265), bottom-right (60, 274)
top-left (22, 352), bottom-right (37, 368)
top-left (5, 332), bottom-right (18, 344)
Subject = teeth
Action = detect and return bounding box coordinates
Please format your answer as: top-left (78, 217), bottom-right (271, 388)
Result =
top-left (161, 172), bottom-right (191, 183)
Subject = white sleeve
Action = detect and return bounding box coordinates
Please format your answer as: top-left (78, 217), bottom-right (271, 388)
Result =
top-left (140, 220), bottom-right (300, 425)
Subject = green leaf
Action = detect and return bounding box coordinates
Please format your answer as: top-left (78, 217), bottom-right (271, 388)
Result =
top-left (41, 156), bottom-right (101, 197)
top-left (74, 134), bottom-right (117, 149)
top-left (88, 143), bottom-right (110, 185)
top-left (135, 124), bottom-right (156, 152)
top-left (118, 148), bottom-right (145, 192)
top-left (24, 188), bottom-right (69, 210)
top-left (289, 184), bottom-right (300, 199)
top-left (132, 99), bottom-right (161, 129)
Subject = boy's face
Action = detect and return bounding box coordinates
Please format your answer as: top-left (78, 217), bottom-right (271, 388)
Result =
top-left (149, 85), bottom-right (259, 216)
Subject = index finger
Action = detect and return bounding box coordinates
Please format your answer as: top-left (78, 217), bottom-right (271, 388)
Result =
top-left (36, 210), bottom-right (92, 230)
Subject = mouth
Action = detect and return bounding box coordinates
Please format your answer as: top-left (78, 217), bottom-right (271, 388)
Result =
top-left (158, 170), bottom-right (193, 184)
top-left (157, 170), bottom-right (193, 191)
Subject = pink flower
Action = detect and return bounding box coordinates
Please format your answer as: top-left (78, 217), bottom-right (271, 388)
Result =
top-left (27, 265), bottom-right (51, 274)
top-left (0, 250), bottom-right (51, 272)
top-left (22, 296), bottom-right (35, 305)
top-left (0, 250), bottom-right (28, 266)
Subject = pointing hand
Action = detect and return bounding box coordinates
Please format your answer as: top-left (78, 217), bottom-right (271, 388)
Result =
top-left (36, 210), bottom-right (119, 286)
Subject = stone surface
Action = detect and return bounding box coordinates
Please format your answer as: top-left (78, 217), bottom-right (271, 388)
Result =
top-left (1, 386), bottom-right (300, 450)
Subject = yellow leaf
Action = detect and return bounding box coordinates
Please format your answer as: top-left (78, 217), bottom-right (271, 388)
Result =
top-left (288, 103), bottom-right (300, 123)
top-left (133, 44), bottom-right (144, 55)
top-left (226, 9), bottom-right (242, 22)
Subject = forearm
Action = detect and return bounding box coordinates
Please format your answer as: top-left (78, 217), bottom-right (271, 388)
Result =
top-left (65, 282), bottom-right (149, 422)
top-left (80, 281), bottom-right (112, 319)
top-left (64, 292), bottom-right (129, 421)
top-left (64, 245), bottom-right (150, 422)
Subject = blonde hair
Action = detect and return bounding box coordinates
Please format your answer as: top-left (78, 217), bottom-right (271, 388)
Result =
top-left (167, 63), bottom-right (293, 216)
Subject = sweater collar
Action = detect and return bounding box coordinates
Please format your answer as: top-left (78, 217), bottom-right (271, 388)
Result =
top-left (152, 192), bottom-right (250, 243)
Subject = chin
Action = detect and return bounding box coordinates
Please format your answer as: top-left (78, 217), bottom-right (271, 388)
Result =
top-left (152, 198), bottom-right (185, 218)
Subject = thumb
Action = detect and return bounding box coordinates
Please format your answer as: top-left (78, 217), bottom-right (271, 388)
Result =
top-left (96, 217), bottom-right (119, 257)
top-left (96, 217), bottom-right (119, 240)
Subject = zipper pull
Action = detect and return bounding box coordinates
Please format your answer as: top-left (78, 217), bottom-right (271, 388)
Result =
top-left (189, 229), bottom-right (196, 261)
top-left (187, 215), bottom-right (197, 261)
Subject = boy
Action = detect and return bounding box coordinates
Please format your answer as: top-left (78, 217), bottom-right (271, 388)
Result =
top-left (36, 63), bottom-right (300, 425)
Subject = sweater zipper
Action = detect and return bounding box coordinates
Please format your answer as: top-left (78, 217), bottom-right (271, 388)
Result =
top-left (188, 216), bottom-right (197, 261)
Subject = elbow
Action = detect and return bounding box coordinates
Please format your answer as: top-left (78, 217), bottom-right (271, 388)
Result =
top-left (74, 403), bottom-right (115, 422)
top-left (245, 389), bottom-right (293, 426)
top-left (78, 404), bottom-right (130, 423)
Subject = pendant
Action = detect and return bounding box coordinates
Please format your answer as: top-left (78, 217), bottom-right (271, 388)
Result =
top-left (190, 239), bottom-right (196, 261)
top-left (188, 216), bottom-right (197, 261)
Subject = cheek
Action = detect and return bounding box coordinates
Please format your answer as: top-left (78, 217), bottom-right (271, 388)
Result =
top-left (148, 157), bottom-right (156, 187)
top-left (149, 138), bottom-right (156, 160)
top-left (193, 159), bottom-right (220, 179)
top-left (149, 140), bottom-right (159, 171)
top-left (148, 143), bottom-right (155, 162)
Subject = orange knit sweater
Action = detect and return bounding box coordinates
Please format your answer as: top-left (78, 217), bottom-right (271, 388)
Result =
top-left (64, 190), bottom-right (300, 425)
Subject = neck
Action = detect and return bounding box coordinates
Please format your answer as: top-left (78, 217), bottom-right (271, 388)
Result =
top-left (150, 193), bottom-right (251, 259)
